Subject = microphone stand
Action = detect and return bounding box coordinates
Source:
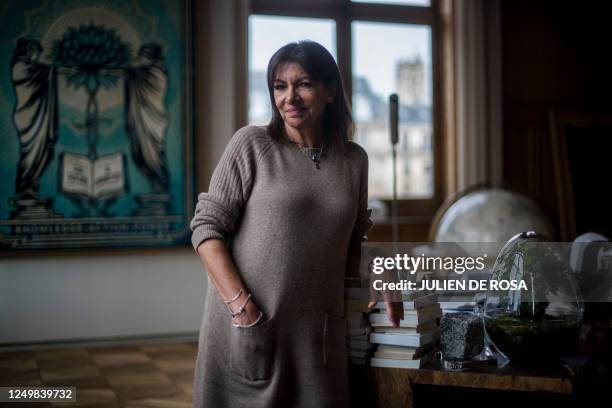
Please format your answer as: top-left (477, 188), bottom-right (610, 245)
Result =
top-left (389, 94), bottom-right (399, 245)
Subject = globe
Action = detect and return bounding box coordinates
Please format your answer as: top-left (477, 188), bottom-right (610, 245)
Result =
top-left (431, 189), bottom-right (556, 243)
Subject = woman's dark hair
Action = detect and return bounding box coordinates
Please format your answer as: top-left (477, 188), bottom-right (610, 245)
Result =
top-left (266, 40), bottom-right (353, 149)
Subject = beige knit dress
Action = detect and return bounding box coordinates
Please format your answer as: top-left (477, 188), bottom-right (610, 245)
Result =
top-left (190, 125), bottom-right (372, 407)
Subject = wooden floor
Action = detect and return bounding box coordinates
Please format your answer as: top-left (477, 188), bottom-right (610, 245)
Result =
top-left (0, 341), bottom-right (198, 407)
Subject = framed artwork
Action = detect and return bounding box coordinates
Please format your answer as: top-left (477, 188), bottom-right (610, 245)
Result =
top-left (0, 0), bottom-right (194, 249)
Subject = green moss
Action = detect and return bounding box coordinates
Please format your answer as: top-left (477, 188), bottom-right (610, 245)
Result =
top-left (484, 314), bottom-right (580, 363)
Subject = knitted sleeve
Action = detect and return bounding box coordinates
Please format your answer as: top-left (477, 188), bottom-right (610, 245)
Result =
top-left (190, 126), bottom-right (271, 251)
top-left (352, 145), bottom-right (374, 242)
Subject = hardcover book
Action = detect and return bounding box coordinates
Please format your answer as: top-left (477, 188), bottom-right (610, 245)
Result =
top-left (370, 353), bottom-right (432, 369)
top-left (372, 320), bottom-right (438, 334)
top-left (369, 304), bottom-right (442, 327)
top-left (369, 331), bottom-right (439, 348)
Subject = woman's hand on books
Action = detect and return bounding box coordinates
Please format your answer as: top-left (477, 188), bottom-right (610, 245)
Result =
top-left (384, 301), bottom-right (404, 328)
top-left (368, 300), bottom-right (404, 328)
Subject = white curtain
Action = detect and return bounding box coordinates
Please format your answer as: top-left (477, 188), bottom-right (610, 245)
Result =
top-left (453, 0), bottom-right (503, 191)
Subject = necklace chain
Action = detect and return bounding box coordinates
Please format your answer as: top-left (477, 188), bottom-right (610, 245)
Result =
top-left (296, 145), bottom-right (323, 169)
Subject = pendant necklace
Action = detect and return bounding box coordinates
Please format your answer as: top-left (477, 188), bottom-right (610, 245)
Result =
top-left (297, 145), bottom-right (323, 169)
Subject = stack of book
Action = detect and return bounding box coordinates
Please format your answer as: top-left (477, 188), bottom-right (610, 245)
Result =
top-left (345, 278), bottom-right (375, 365)
top-left (368, 291), bottom-right (442, 369)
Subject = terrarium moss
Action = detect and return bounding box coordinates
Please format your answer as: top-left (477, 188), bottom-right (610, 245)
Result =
top-left (484, 313), bottom-right (581, 362)
top-left (485, 233), bottom-right (583, 364)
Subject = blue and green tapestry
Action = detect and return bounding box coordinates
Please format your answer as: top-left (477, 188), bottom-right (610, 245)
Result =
top-left (0, 0), bottom-right (193, 249)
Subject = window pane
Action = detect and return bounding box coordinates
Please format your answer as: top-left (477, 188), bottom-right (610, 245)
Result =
top-left (248, 15), bottom-right (336, 125)
top-left (352, 21), bottom-right (433, 199)
top-left (351, 0), bottom-right (430, 6)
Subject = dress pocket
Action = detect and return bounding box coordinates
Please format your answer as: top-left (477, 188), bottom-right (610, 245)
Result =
top-left (323, 313), bottom-right (348, 370)
top-left (229, 318), bottom-right (275, 381)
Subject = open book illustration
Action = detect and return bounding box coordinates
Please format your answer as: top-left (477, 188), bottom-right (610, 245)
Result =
top-left (60, 152), bottom-right (127, 201)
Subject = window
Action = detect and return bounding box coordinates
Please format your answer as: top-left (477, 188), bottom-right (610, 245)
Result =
top-left (247, 0), bottom-right (441, 216)
top-left (352, 21), bottom-right (432, 199)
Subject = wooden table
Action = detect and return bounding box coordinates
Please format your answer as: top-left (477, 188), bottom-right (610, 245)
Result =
top-left (368, 359), bottom-right (577, 408)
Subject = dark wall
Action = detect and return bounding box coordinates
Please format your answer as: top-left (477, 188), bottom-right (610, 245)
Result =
top-left (501, 1), bottom-right (612, 239)
top-left (502, 1), bottom-right (612, 107)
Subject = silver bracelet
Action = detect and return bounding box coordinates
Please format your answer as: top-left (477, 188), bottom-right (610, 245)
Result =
top-left (232, 310), bottom-right (264, 328)
top-left (223, 288), bottom-right (242, 305)
top-left (227, 293), bottom-right (252, 317)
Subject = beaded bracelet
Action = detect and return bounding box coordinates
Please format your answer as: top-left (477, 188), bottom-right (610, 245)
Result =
top-left (227, 293), bottom-right (252, 317)
top-left (232, 310), bottom-right (264, 328)
top-left (223, 288), bottom-right (242, 305)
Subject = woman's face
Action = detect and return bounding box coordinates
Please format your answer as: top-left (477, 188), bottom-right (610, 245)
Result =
top-left (273, 62), bottom-right (335, 134)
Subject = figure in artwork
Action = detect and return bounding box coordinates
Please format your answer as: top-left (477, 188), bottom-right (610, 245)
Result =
top-left (11, 38), bottom-right (58, 201)
top-left (125, 43), bottom-right (171, 195)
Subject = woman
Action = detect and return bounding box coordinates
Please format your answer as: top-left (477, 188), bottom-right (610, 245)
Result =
top-left (190, 40), bottom-right (397, 407)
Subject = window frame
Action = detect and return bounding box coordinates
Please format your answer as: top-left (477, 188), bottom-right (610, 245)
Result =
top-left (243, 0), bottom-right (444, 219)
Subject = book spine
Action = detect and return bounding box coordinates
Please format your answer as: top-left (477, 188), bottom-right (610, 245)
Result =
top-left (370, 333), bottom-right (421, 347)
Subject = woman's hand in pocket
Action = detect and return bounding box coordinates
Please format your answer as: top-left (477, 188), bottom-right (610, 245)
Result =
top-left (231, 295), bottom-right (263, 326)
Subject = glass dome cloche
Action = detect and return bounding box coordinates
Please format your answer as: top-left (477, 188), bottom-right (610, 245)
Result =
top-left (483, 231), bottom-right (584, 364)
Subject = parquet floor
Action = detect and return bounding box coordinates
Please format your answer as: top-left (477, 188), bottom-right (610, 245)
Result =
top-left (0, 341), bottom-right (198, 407)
